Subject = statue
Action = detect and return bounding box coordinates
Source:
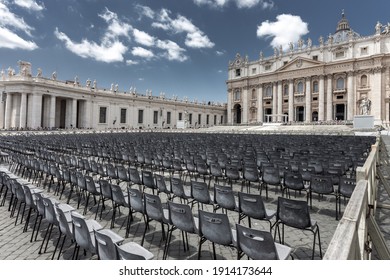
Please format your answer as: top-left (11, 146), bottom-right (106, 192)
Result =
top-left (115, 84), bottom-right (118, 92)
top-left (1, 69), bottom-right (4, 80)
top-left (319, 36), bottom-right (324, 46)
top-left (74, 76), bottom-right (79, 86)
top-left (110, 83), bottom-right (114, 91)
top-left (376, 21), bottom-right (382, 34)
top-left (36, 68), bottom-right (42, 77)
top-left (93, 80), bottom-right (97, 89)
top-left (52, 71), bottom-right (57, 80)
top-left (297, 39), bottom-right (304, 50)
top-left (86, 78), bottom-right (91, 87)
top-left (307, 38), bottom-right (312, 48)
top-left (360, 96), bottom-right (371, 115)
top-left (289, 42), bottom-right (294, 52)
top-left (259, 51), bottom-right (263, 61)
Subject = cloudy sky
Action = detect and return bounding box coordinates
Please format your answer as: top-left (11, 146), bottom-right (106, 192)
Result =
top-left (1, 0), bottom-right (389, 102)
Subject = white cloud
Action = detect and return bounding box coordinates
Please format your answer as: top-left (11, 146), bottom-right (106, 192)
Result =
top-left (126, 59), bottom-right (139, 65)
top-left (152, 9), bottom-right (214, 49)
top-left (156, 39), bottom-right (188, 62)
top-left (0, 2), bottom-right (38, 49)
top-left (135, 4), bottom-right (155, 19)
top-left (54, 28), bottom-right (127, 63)
top-left (216, 50), bottom-right (224, 56)
top-left (14, 0), bottom-right (45, 12)
top-left (131, 46), bottom-right (154, 59)
top-left (55, 8), bottom-right (132, 63)
top-left (133, 29), bottom-right (155, 47)
top-left (0, 26), bottom-right (37, 50)
top-left (257, 14), bottom-right (308, 49)
top-left (193, 0), bottom-right (273, 9)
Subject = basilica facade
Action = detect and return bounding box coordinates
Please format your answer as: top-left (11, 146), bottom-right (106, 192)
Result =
top-left (227, 13), bottom-right (390, 125)
top-left (0, 61), bottom-right (226, 130)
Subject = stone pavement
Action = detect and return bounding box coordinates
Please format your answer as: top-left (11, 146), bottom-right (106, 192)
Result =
top-left (0, 126), bottom-right (388, 261)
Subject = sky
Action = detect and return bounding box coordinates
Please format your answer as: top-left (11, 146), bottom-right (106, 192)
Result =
top-left (1, 0), bottom-right (390, 103)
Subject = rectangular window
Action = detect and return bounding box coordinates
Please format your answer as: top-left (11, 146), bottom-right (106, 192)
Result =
top-left (312, 55), bottom-right (318, 61)
top-left (335, 51), bottom-right (345, 58)
top-left (312, 97), bottom-right (318, 101)
top-left (189, 113), bottom-right (192, 125)
top-left (265, 64), bottom-right (271, 71)
top-left (138, 109), bottom-right (144, 124)
top-left (206, 114), bottom-right (209, 125)
top-left (99, 107), bottom-right (107, 124)
top-left (153, 111), bottom-right (158, 124)
top-left (283, 61), bottom-right (288, 65)
top-left (178, 112), bottom-right (183, 121)
top-left (220, 115), bottom-right (223, 124)
top-left (120, 108), bottom-right (127, 124)
top-left (214, 115), bottom-right (217, 125)
top-left (198, 114), bottom-right (201, 125)
top-left (361, 47), bottom-right (368, 55)
top-left (167, 112), bottom-right (171, 125)
top-left (252, 68), bottom-right (256, 74)
top-left (235, 69), bottom-right (241, 77)
top-left (336, 95), bottom-right (344, 100)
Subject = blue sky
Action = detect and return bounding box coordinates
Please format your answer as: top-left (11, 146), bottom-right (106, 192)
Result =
top-left (1, 0), bottom-right (390, 103)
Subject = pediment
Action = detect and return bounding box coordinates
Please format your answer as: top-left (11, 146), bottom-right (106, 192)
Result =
top-left (277, 57), bottom-right (324, 72)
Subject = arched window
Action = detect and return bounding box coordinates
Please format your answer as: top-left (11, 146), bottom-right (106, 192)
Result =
top-left (234, 89), bottom-right (241, 101)
top-left (336, 77), bottom-right (345, 90)
top-left (297, 81), bottom-right (304, 93)
top-left (283, 84), bottom-right (289, 96)
top-left (361, 75), bottom-right (368, 87)
top-left (252, 89), bottom-right (256, 100)
top-left (265, 86), bottom-right (272, 97)
top-left (312, 81), bottom-right (319, 93)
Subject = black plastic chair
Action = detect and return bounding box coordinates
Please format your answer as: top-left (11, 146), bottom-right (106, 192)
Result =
top-left (190, 180), bottom-right (213, 210)
top-left (337, 176), bottom-right (356, 218)
top-left (236, 223), bottom-right (292, 260)
top-left (282, 171), bottom-right (308, 199)
top-left (170, 176), bottom-right (192, 204)
top-left (197, 209), bottom-right (236, 260)
top-left (260, 166), bottom-right (281, 200)
top-left (274, 197), bottom-right (322, 259)
top-left (309, 174), bottom-right (338, 219)
top-left (213, 184), bottom-right (238, 214)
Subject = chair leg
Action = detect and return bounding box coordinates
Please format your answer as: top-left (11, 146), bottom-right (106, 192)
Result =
top-left (52, 232), bottom-right (62, 260)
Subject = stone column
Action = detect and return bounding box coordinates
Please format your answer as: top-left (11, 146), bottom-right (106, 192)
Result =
top-left (0, 92), bottom-right (4, 128)
top-left (19, 92), bottom-right (27, 128)
top-left (371, 67), bottom-right (382, 122)
top-left (277, 81), bottom-right (283, 122)
top-left (318, 75), bottom-right (325, 121)
top-left (242, 87), bottom-right (248, 124)
top-left (84, 100), bottom-right (92, 128)
top-left (227, 89), bottom-right (232, 124)
top-left (71, 98), bottom-right (77, 128)
top-left (288, 79), bottom-right (294, 122)
top-left (272, 82), bottom-right (277, 122)
top-left (30, 93), bottom-right (42, 128)
top-left (257, 85), bottom-right (263, 123)
top-left (305, 77), bottom-right (311, 122)
top-left (4, 92), bottom-right (13, 129)
top-left (347, 71), bottom-right (355, 120)
top-left (326, 74), bottom-right (333, 121)
top-left (49, 95), bottom-right (56, 128)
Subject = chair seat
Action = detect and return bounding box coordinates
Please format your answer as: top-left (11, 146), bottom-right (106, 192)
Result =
top-left (97, 228), bottom-right (124, 244)
top-left (275, 242), bottom-right (292, 260)
top-left (118, 242), bottom-right (154, 260)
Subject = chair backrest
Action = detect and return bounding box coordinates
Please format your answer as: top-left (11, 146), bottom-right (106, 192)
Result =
top-left (129, 167), bottom-right (142, 185)
top-left (55, 204), bottom-right (73, 237)
top-left (283, 171), bottom-right (304, 190)
top-left (71, 212), bottom-right (95, 253)
top-left (33, 192), bottom-right (46, 216)
top-left (191, 181), bottom-right (211, 204)
top-left (276, 197), bottom-right (311, 229)
top-left (338, 176), bottom-right (356, 198)
top-left (99, 179), bottom-right (112, 199)
top-left (155, 174), bottom-right (169, 194)
top-left (94, 229), bottom-right (117, 260)
top-left (243, 166), bottom-right (259, 182)
top-left (106, 163), bottom-right (117, 179)
top-left (310, 175), bottom-right (334, 194)
top-left (168, 201), bottom-right (197, 233)
top-left (198, 209), bottom-right (233, 245)
top-left (237, 192), bottom-right (266, 219)
top-left (144, 193), bottom-right (164, 221)
top-left (170, 177), bottom-right (186, 198)
top-left (42, 196), bottom-right (58, 225)
top-left (22, 185), bottom-right (36, 208)
top-left (111, 184), bottom-right (127, 206)
top-left (128, 187), bottom-right (144, 213)
top-left (213, 184), bottom-right (236, 211)
top-left (85, 175), bottom-right (99, 194)
top-left (236, 223), bottom-right (279, 260)
top-left (142, 170), bottom-right (156, 189)
top-left (262, 166), bottom-right (280, 185)
top-left (116, 165), bottom-right (129, 181)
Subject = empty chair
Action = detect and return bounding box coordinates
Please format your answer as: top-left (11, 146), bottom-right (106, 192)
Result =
top-left (110, 183), bottom-right (131, 230)
top-left (213, 184), bottom-right (238, 214)
top-left (83, 175), bottom-right (101, 217)
top-left (190, 180), bottom-right (213, 210)
top-left (155, 174), bottom-right (172, 200)
top-left (274, 197), bottom-right (322, 260)
top-left (116, 242), bottom-right (154, 260)
top-left (71, 211), bottom-right (103, 259)
top-left (53, 203), bottom-right (75, 260)
top-left (337, 176), bottom-right (357, 218)
top-left (164, 201), bottom-right (199, 259)
top-left (141, 193), bottom-right (170, 246)
top-left (39, 196), bottom-right (61, 255)
top-left (209, 162), bottom-right (224, 186)
top-left (22, 184), bottom-right (43, 234)
top-left (237, 192), bottom-right (275, 231)
top-left (170, 177), bottom-right (192, 204)
top-left (242, 165), bottom-right (260, 192)
top-left (129, 167), bottom-right (142, 189)
top-left (236, 224), bottom-right (292, 260)
top-left (260, 166), bottom-right (281, 200)
top-left (116, 165), bottom-right (130, 186)
top-left (309, 174), bottom-right (338, 219)
top-left (141, 170), bottom-right (157, 193)
top-left (282, 171), bottom-right (308, 199)
top-left (126, 187), bottom-right (145, 238)
top-left (97, 179), bottom-right (113, 220)
top-left (224, 164), bottom-right (240, 187)
top-left (197, 209), bottom-right (236, 260)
